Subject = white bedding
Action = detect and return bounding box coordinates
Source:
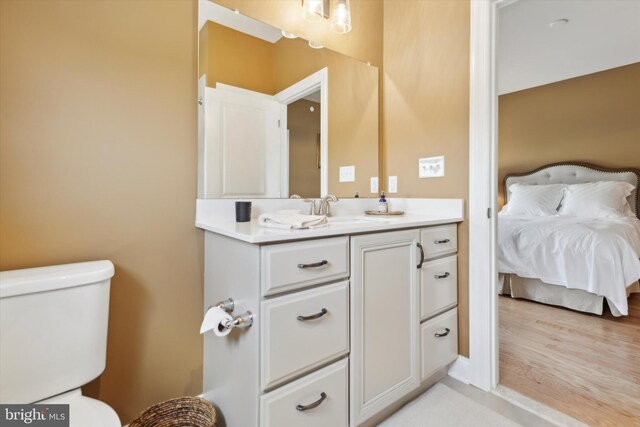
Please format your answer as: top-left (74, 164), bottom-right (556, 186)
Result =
top-left (498, 215), bottom-right (640, 316)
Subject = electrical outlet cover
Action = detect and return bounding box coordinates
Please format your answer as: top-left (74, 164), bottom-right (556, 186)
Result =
top-left (370, 177), bottom-right (379, 193)
top-left (339, 165), bottom-right (355, 182)
top-left (419, 156), bottom-right (445, 178)
top-left (388, 176), bottom-right (398, 193)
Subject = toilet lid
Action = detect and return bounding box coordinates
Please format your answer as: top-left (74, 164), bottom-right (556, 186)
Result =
top-left (39, 390), bottom-right (121, 427)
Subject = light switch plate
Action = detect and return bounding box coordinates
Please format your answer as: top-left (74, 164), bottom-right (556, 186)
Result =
top-left (388, 176), bottom-right (398, 193)
top-left (370, 177), bottom-right (379, 193)
top-left (419, 156), bottom-right (445, 178)
top-left (339, 165), bottom-right (355, 182)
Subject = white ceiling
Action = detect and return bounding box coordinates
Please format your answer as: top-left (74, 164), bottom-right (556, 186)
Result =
top-left (198, 0), bottom-right (282, 43)
top-left (498, 0), bottom-right (640, 95)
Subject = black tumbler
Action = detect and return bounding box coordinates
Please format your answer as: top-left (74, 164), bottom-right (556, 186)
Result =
top-left (235, 201), bottom-right (252, 222)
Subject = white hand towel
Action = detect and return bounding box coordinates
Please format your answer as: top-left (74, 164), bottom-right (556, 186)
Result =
top-left (258, 213), bottom-right (328, 229)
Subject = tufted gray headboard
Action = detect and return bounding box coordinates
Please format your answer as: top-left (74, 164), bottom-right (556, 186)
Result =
top-left (504, 162), bottom-right (640, 219)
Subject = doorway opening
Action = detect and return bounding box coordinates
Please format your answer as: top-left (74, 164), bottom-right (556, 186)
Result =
top-left (469, 1), bottom-right (640, 425)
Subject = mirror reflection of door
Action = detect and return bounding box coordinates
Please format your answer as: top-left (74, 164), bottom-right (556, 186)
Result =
top-left (288, 93), bottom-right (321, 199)
top-left (204, 84), bottom-right (285, 198)
top-left (200, 78), bottom-right (325, 199)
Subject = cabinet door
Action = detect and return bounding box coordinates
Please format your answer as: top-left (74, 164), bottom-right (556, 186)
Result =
top-left (350, 229), bottom-right (421, 426)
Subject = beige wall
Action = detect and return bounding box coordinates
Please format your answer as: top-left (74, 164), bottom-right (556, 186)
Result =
top-left (499, 63), bottom-right (640, 204)
top-left (383, 0), bottom-right (470, 356)
top-left (202, 21), bottom-right (275, 94)
top-left (288, 99), bottom-right (321, 198)
top-left (200, 21), bottom-right (379, 197)
top-left (0, 0), bottom-right (200, 424)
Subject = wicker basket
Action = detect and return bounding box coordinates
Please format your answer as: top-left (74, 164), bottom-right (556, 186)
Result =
top-left (129, 397), bottom-right (217, 427)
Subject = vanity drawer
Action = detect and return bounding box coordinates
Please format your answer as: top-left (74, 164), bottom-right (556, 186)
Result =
top-left (420, 224), bottom-right (457, 259)
top-left (261, 236), bottom-right (349, 296)
top-left (260, 281), bottom-right (349, 390)
top-left (421, 255), bottom-right (457, 320)
top-left (260, 359), bottom-right (348, 427)
top-left (421, 308), bottom-right (458, 381)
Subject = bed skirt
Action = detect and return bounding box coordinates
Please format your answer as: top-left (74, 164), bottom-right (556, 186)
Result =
top-left (498, 274), bottom-right (640, 316)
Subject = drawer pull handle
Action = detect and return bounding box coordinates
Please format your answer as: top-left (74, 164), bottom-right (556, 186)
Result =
top-left (296, 392), bottom-right (327, 412)
top-left (435, 328), bottom-right (451, 338)
top-left (297, 260), bottom-right (329, 269)
top-left (434, 238), bottom-right (450, 244)
top-left (297, 308), bottom-right (328, 321)
top-left (417, 242), bottom-right (425, 269)
top-left (434, 272), bottom-right (450, 279)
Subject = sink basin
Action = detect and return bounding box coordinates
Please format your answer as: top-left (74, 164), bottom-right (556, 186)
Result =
top-left (326, 216), bottom-right (391, 226)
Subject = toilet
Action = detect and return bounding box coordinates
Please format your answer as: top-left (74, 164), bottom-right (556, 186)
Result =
top-left (0, 261), bottom-right (121, 427)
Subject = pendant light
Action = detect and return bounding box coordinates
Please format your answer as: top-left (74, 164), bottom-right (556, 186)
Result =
top-left (330, 0), bottom-right (352, 34)
top-left (302, 0), bottom-right (326, 21)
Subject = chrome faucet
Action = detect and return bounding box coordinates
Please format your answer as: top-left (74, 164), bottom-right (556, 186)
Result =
top-left (318, 195), bottom-right (339, 216)
top-left (303, 198), bottom-right (319, 215)
top-left (302, 195), bottom-right (339, 216)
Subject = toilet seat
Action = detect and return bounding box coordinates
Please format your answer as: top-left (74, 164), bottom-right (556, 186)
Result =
top-left (38, 389), bottom-right (121, 427)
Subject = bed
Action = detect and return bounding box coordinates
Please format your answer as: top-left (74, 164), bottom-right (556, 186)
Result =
top-left (498, 162), bottom-right (640, 316)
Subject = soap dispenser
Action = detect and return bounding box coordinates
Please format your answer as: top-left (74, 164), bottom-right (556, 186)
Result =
top-left (378, 191), bottom-right (388, 213)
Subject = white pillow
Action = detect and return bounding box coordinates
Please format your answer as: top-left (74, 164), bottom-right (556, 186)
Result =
top-left (558, 181), bottom-right (635, 219)
top-left (623, 200), bottom-right (636, 217)
top-left (501, 184), bottom-right (566, 216)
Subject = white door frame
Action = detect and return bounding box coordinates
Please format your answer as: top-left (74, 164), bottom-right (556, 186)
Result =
top-left (197, 75), bottom-right (207, 199)
top-left (275, 68), bottom-right (329, 197)
top-left (461, 0), bottom-right (510, 391)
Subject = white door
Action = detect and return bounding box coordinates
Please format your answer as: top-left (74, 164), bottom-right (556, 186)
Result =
top-left (350, 229), bottom-right (421, 426)
top-left (197, 75), bottom-right (206, 198)
top-left (203, 86), bottom-right (284, 198)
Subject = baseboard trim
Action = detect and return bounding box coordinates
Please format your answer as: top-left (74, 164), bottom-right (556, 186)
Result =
top-left (447, 356), bottom-right (471, 384)
top-left (493, 385), bottom-right (589, 427)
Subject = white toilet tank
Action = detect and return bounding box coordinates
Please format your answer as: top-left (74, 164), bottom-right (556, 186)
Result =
top-left (0, 261), bottom-right (115, 404)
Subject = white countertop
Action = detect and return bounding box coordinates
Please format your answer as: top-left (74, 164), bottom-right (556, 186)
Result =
top-left (195, 198), bottom-right (464, 244)
top-left (196, 214), bottom-right (463, 244)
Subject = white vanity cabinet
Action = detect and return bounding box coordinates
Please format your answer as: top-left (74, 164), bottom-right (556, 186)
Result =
top-left (350, 230), bottom-right (421, 426)
top-left (203, 232), bottom-right (350, 427)
top-left (419, 224), bottom-right (459, 385)
top-left (202, 219), bottom-right (460, 427)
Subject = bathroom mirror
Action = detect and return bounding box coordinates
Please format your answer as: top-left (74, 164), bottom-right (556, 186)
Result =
top-left (198, 1), bottom-right (379, 199)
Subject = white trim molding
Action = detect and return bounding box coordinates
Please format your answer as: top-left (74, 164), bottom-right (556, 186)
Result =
top-left (198, 0), bottom-right (282, 43)
top-left (448, 356), bottom-right (472, 385)
top-left (275, 68), bottom-right (329, 197)
top-left (467, 0), bottom-right (504, 391)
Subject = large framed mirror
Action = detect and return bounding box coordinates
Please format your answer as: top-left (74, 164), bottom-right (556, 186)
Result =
top-left (198, 1), bottom-right (379, 199)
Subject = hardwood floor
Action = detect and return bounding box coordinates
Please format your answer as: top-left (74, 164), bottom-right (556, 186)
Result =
top-left (499, 293), bottom-right (640, 427)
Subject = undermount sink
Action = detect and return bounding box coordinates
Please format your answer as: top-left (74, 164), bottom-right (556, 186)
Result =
top-left (326, 216), bottom-right (392, 225)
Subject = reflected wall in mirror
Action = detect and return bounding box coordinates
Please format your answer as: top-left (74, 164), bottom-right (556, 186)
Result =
top-left (198, 2), bottom-right (379, 199)
top-left (288, 95), bottom-right (321, 198)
